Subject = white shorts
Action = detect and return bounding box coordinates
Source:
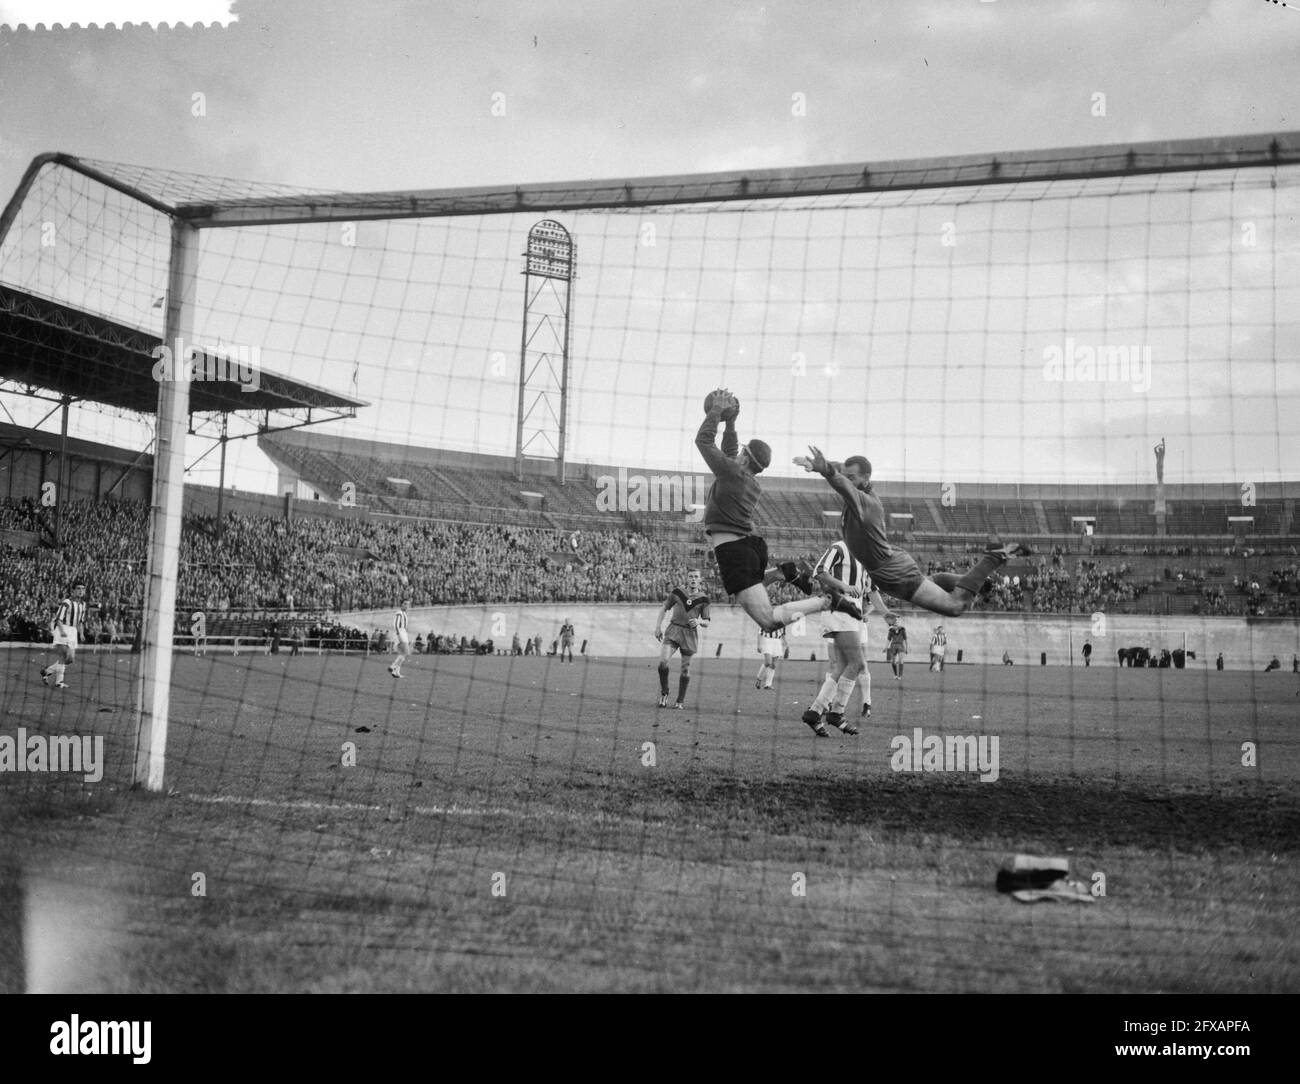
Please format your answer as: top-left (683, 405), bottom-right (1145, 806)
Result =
top-left (53, 626), bottom-right (77, 659)
top-left (758, 634), bottom-right (784, 656)
top-left (820, 612), bottom-right (864, 637)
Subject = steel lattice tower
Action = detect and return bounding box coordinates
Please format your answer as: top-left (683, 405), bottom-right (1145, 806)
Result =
top-left (516, 219), bottom-right (574, 483)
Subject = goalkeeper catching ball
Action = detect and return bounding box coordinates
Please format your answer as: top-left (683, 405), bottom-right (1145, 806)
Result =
top-left (695, 389), bottom-right (862, 633)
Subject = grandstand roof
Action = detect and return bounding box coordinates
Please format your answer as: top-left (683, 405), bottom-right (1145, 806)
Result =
top-left (0, 284), bottom-right (366, 417)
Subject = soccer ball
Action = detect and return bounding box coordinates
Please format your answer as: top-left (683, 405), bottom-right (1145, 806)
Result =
top-left (704, 389), bottom-right (738, 419)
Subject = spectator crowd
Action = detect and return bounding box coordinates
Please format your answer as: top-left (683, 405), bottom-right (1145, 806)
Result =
top-left (2, 498), bottom-right (1298, 640)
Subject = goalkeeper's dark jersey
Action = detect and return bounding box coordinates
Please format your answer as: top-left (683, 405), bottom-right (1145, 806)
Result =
top-left (695, 413), bottom-right (761, 536)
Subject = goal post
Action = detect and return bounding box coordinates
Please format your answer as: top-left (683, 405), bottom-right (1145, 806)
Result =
top-left (132, 219), bottom-right (198, 791)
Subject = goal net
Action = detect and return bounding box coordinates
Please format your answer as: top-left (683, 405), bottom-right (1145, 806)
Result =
top-left (0, 135), bottom-right (1297, 993)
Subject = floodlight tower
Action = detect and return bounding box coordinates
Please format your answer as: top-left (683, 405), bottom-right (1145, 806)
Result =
top-left (516, 220), bottom-right (574, 484)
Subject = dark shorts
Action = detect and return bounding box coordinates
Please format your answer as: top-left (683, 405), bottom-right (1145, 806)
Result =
top-left (713, 535), bottom-right (769, 596)
top-left (663, 624), bottom-right (698, 656)
top-left (868, 550), bottom-right (926, 602)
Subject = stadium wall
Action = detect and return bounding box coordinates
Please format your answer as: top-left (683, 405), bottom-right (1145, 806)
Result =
top-left (336, 604), bottom-right (1300, 671)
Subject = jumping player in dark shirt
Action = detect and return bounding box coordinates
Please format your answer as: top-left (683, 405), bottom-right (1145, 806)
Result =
top-left (799, 447), bottom-right (1030, 617)
top-left (697, 390), bottom-right (861, 633)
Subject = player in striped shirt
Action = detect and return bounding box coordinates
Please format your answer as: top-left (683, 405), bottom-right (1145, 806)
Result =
top-left (800, 541), bottom-right (890, 737)
top-left (40, 581), bottom-right (87, 689)
top-left (653, 570), bottom-right (711, 708)
top-left (388, 599), bottom-right (411, 679)
top-left (929, 625), bottom-right (947, 671)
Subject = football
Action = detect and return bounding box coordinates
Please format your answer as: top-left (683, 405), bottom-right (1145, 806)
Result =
top-left (704, 389), bottom-right (739, 419)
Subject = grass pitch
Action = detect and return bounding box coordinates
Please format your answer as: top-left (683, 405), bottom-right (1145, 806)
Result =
top-left (1, 647), bottom-right (1297, 993)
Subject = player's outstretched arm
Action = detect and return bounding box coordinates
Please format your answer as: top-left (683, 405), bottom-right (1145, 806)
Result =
top-left (696, 391), bottom-right (741, 476)
top-left (804, 446), bottom-right (866, 520)
top-left (719, 390), bottom-right (739, 457)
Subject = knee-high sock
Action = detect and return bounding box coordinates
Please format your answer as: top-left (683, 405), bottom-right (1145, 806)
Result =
top-left (811, 674), bottom-right (837, 713)
top-left (658, 662), bottom-right (670, 695)
top-left (677, 673), bottom-right (690, 702)
top-left (763, 665), bottom-right (775, 689)
top-left (771, 597), bottom-right (828, 625)
top-left (52, 662), bottom-right (66, 683)
top-left (831, 676), bottom-right (857, 713)
top-left (858, 665), bottom-right (871, 706)
top-left (954, 554), bottom-right (1004, 595)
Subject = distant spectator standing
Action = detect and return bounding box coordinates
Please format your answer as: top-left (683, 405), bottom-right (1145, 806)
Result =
top-left (1082, 639), bottom-right (1092, 667)
top-left (1216, 652), bottom-right (1224, 671)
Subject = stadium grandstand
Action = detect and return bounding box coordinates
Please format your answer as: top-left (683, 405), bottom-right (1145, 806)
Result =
top-left (3, 420), bottom-right (1298, 656)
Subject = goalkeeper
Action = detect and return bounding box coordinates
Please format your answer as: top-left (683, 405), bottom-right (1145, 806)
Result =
top-left (799, 446), bottom-right (1030, 617)
top-left (696, 390), bottom-right (861, 633)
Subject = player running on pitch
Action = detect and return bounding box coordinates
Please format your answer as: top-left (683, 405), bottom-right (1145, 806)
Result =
top-left (653, 569), bottom-right (711, 708)
top-left (697, 390), bottom-right (861, 634)
top-left (388, 598), bottom-right (411, 679)
top-left (797, 448), bottom-right (1031, 617)
top-left (39, 581), bottom-right (87, 690)
top-left (800, 540), bottom-right (892, 737)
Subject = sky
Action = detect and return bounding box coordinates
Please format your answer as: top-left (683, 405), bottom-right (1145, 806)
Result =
top-left (0, 0), bottom-right (1297, 495)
